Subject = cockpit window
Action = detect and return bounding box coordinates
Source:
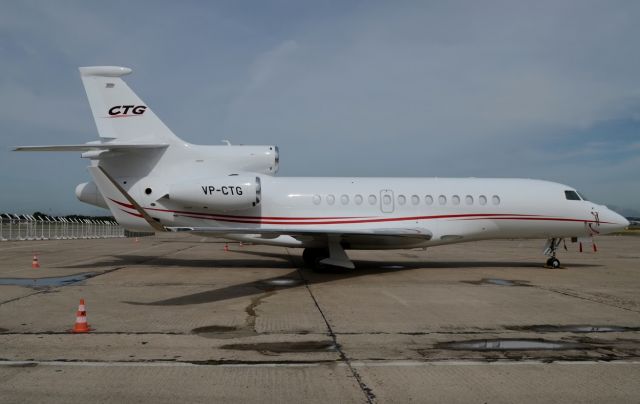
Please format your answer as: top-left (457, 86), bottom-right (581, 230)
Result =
top-left (577, 191), bottom-right (588, 201)
top-left (565, 190), bottom-right (581, 201)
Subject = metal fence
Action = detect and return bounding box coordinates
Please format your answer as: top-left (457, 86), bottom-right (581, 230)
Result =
top-left (0, 214), bottom-right (125, 241)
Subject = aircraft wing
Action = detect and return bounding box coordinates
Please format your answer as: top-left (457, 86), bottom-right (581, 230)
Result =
top-left (168, 226), bottom-right (430, 237)
top-left (13, 143), bottom-right (168, 152)
top-left (167, 226), bottom-right (432, 243)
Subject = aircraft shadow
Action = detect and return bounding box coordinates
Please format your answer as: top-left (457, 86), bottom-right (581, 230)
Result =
top-left (59, 254), bottom-right (294, 270)
top-left (114, 249), bottom-right (600, 306)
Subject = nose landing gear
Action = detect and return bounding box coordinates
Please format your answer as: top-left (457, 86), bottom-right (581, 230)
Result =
top-left (543, 238), bottom-right (563, 268)
top-left (546, 256), bottom-right (561, 268)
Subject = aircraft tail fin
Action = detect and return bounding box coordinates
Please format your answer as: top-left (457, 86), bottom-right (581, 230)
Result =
top-left (79, 66), bottom-right (182, 145)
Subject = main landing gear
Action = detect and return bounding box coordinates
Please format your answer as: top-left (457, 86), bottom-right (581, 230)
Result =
top-left (302, 237), bottom-right (355, 272)
top-left (302, 248), bottom-right (332, 271)
top-left (543, 238), bottom-right (563, 268)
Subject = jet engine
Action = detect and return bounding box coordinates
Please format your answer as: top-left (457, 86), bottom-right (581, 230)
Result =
top-left (75, 181), bottom-right (108, 209)
top-left (168, 176), bottom-right (261, 212)
top-left (209, 145), bottom-right (279, 175)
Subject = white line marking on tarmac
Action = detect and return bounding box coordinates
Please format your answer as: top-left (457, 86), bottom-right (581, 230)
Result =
top-left (1, 360), bottom-right (639, 368)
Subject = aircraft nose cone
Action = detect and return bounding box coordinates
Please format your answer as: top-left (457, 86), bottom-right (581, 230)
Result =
top-left (607, 209), bottom-right (629, 230)
top-left (620, 215), bottom-right (631, 228)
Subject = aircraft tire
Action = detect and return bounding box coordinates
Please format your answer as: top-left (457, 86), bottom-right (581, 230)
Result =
top-left (546, 257), bottom-right (561, 268)
top-left (302, 248), bottom-right (328, 267)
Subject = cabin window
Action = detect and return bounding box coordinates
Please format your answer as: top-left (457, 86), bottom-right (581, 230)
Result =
top-left (452, 195), bottom-right (460, 205)
top-left (479, 195), bottom-right (487, 205)
top-left (383, 194), bottom-right (392, 205)
top-left (438, 195), bottom-right (447, 205)
top-left (327, 194), bottom-right (335, 205)
top-left (565, 190), bottom-right (581, 201)
top-left (354, 194), bottom-right (363, 205)
top-left (313, 195), bottom-right (321, 205)
top-left (368, 194), bottom-right (377, 205)
top-left (411, 195), bottom-right (420, 205)
top-left (465, 195), bottom-right (473, 205)
top-left (492, 195), bottom-right (501, 205)
top-left (341, 194), bottom-right (349, 205)
top-left (425, 195), bottom-right (433, 205)
top-left (398, 195), bottom-right (406, 205)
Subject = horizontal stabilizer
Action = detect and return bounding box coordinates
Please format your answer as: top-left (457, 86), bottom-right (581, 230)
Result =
top-left (13, 143), bottom-right (168, 152)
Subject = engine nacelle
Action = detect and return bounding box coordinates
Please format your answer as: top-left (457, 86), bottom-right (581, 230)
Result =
top-left (168, 176), bottom-right (261, 212)
top-left (205, 145), bottom-right (279, 175)
top-left (75, 181), bottom-right (108, 209)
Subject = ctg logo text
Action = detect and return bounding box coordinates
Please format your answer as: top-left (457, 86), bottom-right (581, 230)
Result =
top-left (108, 105), bottom-right (147, 116)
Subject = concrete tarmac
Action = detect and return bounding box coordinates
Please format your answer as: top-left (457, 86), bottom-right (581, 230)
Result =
top-left (0, 234), bottom-right (639, 403)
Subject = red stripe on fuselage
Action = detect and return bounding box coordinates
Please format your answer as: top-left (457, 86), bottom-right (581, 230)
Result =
top-left (107, 198), bottom-right (609, 225)
top-left (120, 208), bottom-right (143, 218)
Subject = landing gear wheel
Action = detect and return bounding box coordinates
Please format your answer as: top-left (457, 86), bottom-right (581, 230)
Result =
top-left (546, 257), bottom-right (561, 268)
top-left (302, 247), bottom-right (348, 273)
top-left (302, 248), bottom-right (329, 270)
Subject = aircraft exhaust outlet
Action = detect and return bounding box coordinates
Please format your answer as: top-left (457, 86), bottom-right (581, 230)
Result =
top-left (168, 176), bottom-right (261, 212)
top-left (75, 182), bottom-right (108, 209)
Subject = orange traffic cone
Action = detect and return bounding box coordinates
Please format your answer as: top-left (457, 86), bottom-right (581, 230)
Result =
top-left (32, 254), bottom-right (40, 269)
top-left (72, 298), bottom-right (91, 333)
top-left (224, 243), bottom-right (229, 252)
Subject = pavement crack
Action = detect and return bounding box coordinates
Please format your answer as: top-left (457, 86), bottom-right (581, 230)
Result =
top-left (245, 290), bottom-right (276, 333)
top-left (288, 249), bottom-right (376, 404)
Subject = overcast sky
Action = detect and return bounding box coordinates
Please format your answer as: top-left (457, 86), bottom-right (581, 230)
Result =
top-left (1, 0), bottom-right (639, 216)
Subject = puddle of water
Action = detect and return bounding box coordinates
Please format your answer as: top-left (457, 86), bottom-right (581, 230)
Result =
top-left (466, 278), bottom-right (530, 287)
top-left (262, 278), bottom-right (302, 287)
top-left (192, 325), bottom-right (239, 333)
top-left (191, 325), bottom-right (257, 339)
top-left (438, 339), bottom-right (585, 351)
top-left (511, 325), bottom-right (639, 333)
top-left (0, 272), bottom-right (98, 287)
top-left (221, 341), bottom-right (337, 353)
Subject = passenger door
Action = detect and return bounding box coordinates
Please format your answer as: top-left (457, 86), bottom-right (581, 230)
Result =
top-left (380, 189), bottom-right (394, 213)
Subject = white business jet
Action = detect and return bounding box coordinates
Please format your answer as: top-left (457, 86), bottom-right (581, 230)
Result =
top-left (15, 66), bottom-right (629, 270)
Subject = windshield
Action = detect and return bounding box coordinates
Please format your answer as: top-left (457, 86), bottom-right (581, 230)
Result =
top-left (565, 190), bottom-right (581, 201)
top-left (576, 191), bottom-right (589, 201)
